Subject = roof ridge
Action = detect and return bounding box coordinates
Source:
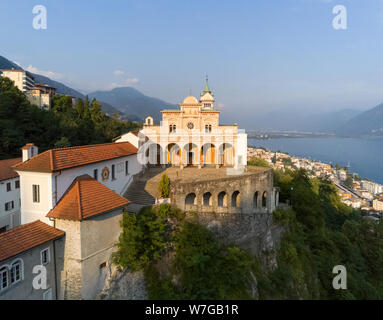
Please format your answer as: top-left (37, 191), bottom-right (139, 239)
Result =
top-left (76, 179), bottom-right (83, 221)
top-left (51, 141), bottom-right (132, 152)
top-left (50, 149), bottom-right (55, 171)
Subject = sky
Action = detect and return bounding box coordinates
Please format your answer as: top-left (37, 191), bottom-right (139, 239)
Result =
top-left (1, 0), bottom-right (383, 127)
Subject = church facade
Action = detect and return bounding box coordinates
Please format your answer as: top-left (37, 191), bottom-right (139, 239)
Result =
top-left (135, 79), bottom-right (247, 169)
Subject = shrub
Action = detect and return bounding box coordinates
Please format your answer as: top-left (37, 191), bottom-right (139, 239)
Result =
top-left (247, 157), bottom-right (271, 168)
top-left (158, 174), bottom-right (170, 198)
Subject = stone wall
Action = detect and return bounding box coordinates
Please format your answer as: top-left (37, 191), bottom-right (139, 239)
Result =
top-left (168, 167), bottom-right (283, 265)
top-left (170, 168), bottom-right (277, 215)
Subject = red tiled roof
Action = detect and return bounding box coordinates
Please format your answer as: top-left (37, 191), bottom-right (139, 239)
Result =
top-left (131, 130), bottom-right (139, 136)
top-left (0, 220), bottom-right (64, 262)
top-left (46, 175), bottom-right (130, 221)
top-left (13, 142), bottom-right (137, 173)
top-left (0, 158), bottom-right (21, 182)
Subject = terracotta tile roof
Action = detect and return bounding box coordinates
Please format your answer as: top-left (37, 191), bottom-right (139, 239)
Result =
top-left (47, 175), bottom-right (130, 221)
top-left (0, 158), bottom-right (21, 182)
top-left (13, 142), bottom-right (137, 173)
top-left (131, 130), bottom-right (139, 136)
top-left (0, 220), bottom-right (64, 262)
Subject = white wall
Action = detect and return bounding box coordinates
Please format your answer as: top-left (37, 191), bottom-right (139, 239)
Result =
top-left (54, 153), bottom-right (141, 205)
top-left (17, 153), bottom-right (142, 226)
top-left (18, 172), bottom-right (53, 226)
top-left (0, 177), bottom-right (21, 231)
top-left (115, 132), bottom-right (139, 148)
top-left (236, 132), bottom-right (248, 167)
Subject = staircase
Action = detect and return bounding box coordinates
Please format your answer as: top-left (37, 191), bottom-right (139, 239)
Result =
top-left (124, 167), bottom-right (165, 213)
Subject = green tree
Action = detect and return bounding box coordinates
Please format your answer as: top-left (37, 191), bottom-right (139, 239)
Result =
top-left (158, 174), bottom-right (170, 198)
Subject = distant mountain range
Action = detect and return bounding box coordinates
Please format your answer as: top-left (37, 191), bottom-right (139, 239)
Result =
top-left (1, 54), bottom-right (382, 136)
top-left (336, 103), bottom-right (383, 137)
top-left (88, 87), bottom-right (177, 122)
top-left (250, 108), bottom-right (362, 133)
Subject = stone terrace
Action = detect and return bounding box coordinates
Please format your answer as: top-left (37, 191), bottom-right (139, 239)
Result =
top-left (145, 166), bottom-right (269, 199)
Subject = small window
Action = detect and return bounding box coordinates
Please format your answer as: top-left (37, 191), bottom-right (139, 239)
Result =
top-left (33, 185), bottom-right (40, 203)
top-left (43, 288), bottom-right (52, 300)
top-left (125, 161), bottom-right (129, 175)
top-left (41, 248), bottom-right (50, 265)
top-left (5, 201), bottom-right (14, 211)
top-left (6, 182), bottom-right (11, 192)
top-left (0, 267), bottom-right (8, 291)
top-left (15, 180), bottom-right (20, 189)
top-left (10, 261), bottom-right (21, 284)
top-left (111, 164), bottom-right (116, 180)
top-left (93, 169), bottom-right (98, 181)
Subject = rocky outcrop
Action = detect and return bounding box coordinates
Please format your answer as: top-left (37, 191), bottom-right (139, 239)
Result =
top-left (96, 266), bottom-right (147, 300)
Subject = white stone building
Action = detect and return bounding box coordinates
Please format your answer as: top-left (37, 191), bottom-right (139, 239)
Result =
top-left (116, 78), bottom-right (247, 169)
top-left (9, 141), bottom-right (142, 299)
top-left (0, 69), bottom-right (35, 92)
top-left (13, 142), bottom-right (142, 226)
top-left (0, 158), bottom-right (22, 232)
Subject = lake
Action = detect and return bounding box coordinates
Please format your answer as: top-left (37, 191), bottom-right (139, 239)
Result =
top-left (248, 137), bottom-right (383, 184)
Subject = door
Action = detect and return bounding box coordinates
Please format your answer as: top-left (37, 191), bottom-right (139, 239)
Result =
top-left (188, 152), bottom-right (193, 165)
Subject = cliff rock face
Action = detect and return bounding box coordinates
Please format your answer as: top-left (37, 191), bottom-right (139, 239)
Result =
top-left (96, 265), bottom-right (147, 300)
top-left (187, 211), bottom-right (283, 270)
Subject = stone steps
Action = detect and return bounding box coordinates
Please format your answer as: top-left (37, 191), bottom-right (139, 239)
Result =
top-left (124, 177), bottom-right (156, 208)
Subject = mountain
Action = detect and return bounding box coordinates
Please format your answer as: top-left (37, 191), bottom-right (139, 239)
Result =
top-left (0, 55), bottom-right (23, 70)
top-left (0, 55), bottom-right (137, 120)
top-left (337, 103), bottom-right (383, 137)
top-left (248, 108), bottom-right (361, 133)
top-left (89, 87), bottom-right (178, 122)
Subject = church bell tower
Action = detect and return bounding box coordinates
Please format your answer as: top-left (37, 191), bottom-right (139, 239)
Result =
top-left (200, 76), bottom-right (215, 109)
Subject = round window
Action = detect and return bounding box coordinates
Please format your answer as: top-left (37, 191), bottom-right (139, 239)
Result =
top-left (187, 122), bottom-right (194, 130)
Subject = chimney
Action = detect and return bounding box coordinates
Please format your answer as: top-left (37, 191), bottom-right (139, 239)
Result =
top-left (22, 143), bottom-right (38, 162)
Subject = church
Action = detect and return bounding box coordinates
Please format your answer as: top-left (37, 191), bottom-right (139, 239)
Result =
top-left (118, 78), bottom-right (247, 169)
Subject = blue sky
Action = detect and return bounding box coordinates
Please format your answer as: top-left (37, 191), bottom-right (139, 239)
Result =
top-left (1, 0), bottom-right (383, 125)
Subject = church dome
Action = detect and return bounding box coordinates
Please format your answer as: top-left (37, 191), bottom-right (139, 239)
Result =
top-left (183, 95), bottom-right (199, 104)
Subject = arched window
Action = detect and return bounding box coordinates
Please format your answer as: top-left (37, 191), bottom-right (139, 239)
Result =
top-left (253, 191), bottom-right (259, 208)
top-left (231, 191), bottom-right (240, 207)
top-left (203, 192), bottom-right (212, 206)
top-left (205, 124), bottom-right (212, 133)
top-left (0, 266), bottom-right (8, 291)
top-left (169, 124), bottom-right (176, 133)
top-left (262, 191), bottom-right (268, 208)
top-left (185, 193), bottom-right (196, 205)
top-left (10, 259), bottom-right (23, 284)
top-left (218, 191), bottom-right (227, 207)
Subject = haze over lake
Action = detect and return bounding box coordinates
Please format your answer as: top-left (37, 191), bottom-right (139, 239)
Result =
top-left (248, 137), bottom-right (383, 184)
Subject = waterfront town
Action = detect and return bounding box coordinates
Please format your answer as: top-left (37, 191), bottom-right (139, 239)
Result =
top-left (247, 146), bottom-right (383, 220)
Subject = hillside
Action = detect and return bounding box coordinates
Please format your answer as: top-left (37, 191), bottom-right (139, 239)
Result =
top-left (0, 55), bottom-right (137, 120)
top-left (89, 87), bottom-right (178, 123)
top-left (337, 102), bottom-right (383, 137)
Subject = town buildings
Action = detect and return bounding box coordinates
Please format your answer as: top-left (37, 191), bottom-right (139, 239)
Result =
top-left (0, 140), bottom-right (141, 300)
top-left (0, 69), bottom-right (35, 92)
top-left (0, 69), bottom-right (59, 110)
top-left (0, 220), bottom-right (64, 299)
top-left (27, 83), bottom-right (57, 110)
